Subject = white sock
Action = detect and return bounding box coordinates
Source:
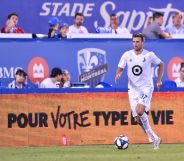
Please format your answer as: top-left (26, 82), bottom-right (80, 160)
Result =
top-left (140, 112), bottom-right (158, 141)
top-left (140, 124), bottom-right (146, 133)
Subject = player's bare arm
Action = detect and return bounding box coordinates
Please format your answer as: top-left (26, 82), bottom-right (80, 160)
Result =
top-left (115, 67), bottom-right (123, 81)
top-left (160, 32), bottom-right (172, 39)
top-left (157, 61), bottom-right (164, 89)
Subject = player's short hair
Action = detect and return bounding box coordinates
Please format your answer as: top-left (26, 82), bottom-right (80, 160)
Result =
top-left (7, 13), bottom-right (18, 20)
top-left (50, 67), bottom-right (62, 78)
top-left (132, 33), bottom-right (144, 42)
top-left (180, 62), bottom-right (184, 70)
top-left (153, 12), bottom-right (163, 21)
top-left (172, 12), bottom-right (182, 19)
top-left (74, 13), bottom-right (84, 18)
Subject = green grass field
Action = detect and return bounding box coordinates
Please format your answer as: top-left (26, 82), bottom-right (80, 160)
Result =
top-left (0, 144), bottom-right (184, 161)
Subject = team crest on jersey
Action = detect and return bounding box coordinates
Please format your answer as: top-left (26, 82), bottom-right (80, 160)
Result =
top-left (143, 57), bottom-right (146, 62)
top-left (77, 48), bottom-right (106, 74)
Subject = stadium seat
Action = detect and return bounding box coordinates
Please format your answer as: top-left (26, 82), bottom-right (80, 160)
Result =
top-left (95, 82), bottom-right (112, 88)
top-left (161, 80), bottom-right (177, 88)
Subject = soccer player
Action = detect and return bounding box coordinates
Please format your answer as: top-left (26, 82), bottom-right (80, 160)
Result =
top-left (115, 33), bottom-right (164, 149)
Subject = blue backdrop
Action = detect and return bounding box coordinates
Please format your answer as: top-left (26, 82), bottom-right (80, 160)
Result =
top-left (0, 0), bottom-right (184, 34)
top-left (0, 38), bottom-right (183, 88)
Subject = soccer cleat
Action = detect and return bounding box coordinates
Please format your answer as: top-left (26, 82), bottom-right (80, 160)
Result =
top-left (153, 137), bottom-right (161, 150)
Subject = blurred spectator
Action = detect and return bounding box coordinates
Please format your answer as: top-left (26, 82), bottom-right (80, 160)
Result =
top-left (96, 14), bottom-right (130, 34)
top-left (109, 13), bottom-right (130, 34)
top-left (48, 17), bottom-right (60, 38)
top-left (165, 12), bottom-right (184, 34)
top-left (60, 70), bottom-right (71, 88)
top-left (174, 62), bottom-right (184, 87)
top-left (1, 13), bottom-right (24, 33)
top-left (143, 12), bottom-right (171, 39)
top-left (58, 22), bottom-right (69, 39)
top-left (69, 13), bottom-right (88, 34)
top-left (40, 67), bottom-right (62, 88)
top-left (8, 69), bottom-right (27, 88)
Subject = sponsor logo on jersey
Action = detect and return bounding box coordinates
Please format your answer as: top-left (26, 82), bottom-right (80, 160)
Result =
top-left (132, 65), bottom-right (143, 76)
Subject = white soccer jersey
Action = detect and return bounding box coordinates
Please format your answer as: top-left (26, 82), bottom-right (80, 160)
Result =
top-left (111, 27), bottom-right (130, 34)
top-left (40, 78), bottom-right (59, 88)
top-left (118, 49), bottom-right (161, 89)
top-left (69, 25), bottom-right (88, 34)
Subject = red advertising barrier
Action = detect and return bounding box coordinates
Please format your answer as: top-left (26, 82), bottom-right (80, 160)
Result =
top-left (0, 92), bottom-right (183, 146)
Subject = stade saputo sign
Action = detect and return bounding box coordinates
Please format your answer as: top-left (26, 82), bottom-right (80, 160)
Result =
top-left (40, 2), bottom-right (184, 32)
top-left (8, 106), bottom-right (174, 129)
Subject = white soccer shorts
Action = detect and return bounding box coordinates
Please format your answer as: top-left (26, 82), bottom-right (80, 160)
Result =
top-left (128, 86), bottom-right (153, 117)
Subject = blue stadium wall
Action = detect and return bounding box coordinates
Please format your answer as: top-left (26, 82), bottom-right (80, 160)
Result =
top-left (0, 0), bottom-right (184, 34)
top-left (0, 39), bottom-right (183, 88)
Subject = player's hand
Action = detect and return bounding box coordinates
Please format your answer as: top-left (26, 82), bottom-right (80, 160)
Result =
top-left (156, 80), bottom-right (162, 90)
top-left (6, 20), bottom-right (15, 29)
top-left (115, 73), bottom-right (121, 81)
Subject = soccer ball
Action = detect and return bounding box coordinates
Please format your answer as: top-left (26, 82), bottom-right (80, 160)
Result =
top-left (114, 135), bottom-right (129, 150)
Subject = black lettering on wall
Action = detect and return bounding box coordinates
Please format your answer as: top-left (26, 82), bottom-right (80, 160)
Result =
top-left (112, 111), bottom-right (120, 125)
top-left (17, 113), bottom-right (28, 128)
top-left (151, 111), bottom-right (161, 124)
top-left (102, 112), bottom-right (111, 126)
top-left (79, 110), bottom-right (91, 128)
top-left (120, 111), bottom-right (128, 125)
top-left (8, 113), bottom-right (17, 128)
top-left (93, 111), bottom-right (102, 126)
top-left (151, 110), bottom-right (174, 125)
top-left (166, 110), bottom-right (174, 124)
top-left (39, 113), bottom-right (48, 127)
top-left (51, 105), bottom-right (61, 128)
top-left (28, 113), bottom-right (38, 127)
top-left (59, 113), bottom-right (66, 127)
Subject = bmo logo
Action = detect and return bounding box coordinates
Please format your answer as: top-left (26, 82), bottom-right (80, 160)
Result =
top-left (167, 57), bottom-right (183, 81)
top-left (28, 57), bottom-right (49, 84)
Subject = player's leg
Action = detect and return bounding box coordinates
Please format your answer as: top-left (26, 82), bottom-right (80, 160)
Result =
top-left (136, 104), bottom-right (156, 139)
top-left (128, 89), bottom-right (153, 142)
top-left (134, 115), bottom-right (153, 143)
top-left (137, 87), bottom-right (160, 149)
top-left (136, 104), bottom-right (160, 149)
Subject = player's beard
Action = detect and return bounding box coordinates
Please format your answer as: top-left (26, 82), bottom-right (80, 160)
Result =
top-left (134, 46), bottom-right (142, 52)
top-left (76, 22), bottom-right (82, 27)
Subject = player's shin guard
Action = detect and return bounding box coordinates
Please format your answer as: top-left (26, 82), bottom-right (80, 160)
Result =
top-left (139, 112), bottom-right (158, 141)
